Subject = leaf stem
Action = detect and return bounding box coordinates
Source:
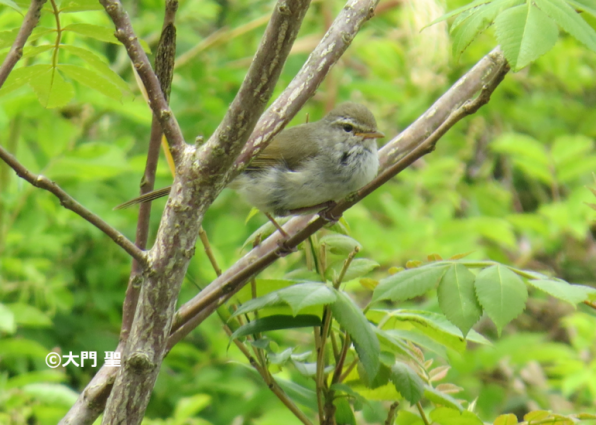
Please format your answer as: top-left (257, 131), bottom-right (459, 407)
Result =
top-left (49, 0), bottom-right (61, 68)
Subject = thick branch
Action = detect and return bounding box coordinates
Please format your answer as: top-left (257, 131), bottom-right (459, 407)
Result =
top-left (101, 1), bottom-right (311, 423)
top-left (169, 48), bottom-right (509, 344)
top-left (0, 145), bottom-right (147, 265)
top-left (0, 0), bottom-right (47, 88)
top-left (99, 0), bottom-right (186, 158)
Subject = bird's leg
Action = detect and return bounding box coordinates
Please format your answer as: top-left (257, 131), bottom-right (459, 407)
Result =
top-left (264, 212), bottom-right (296, 256)
top-left (264, 212), bottom-right (290, 238)
top-left (317, 201), bottom-right (342, 223)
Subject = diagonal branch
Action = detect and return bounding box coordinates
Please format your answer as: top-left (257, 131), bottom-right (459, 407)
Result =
top-left (168, 48), bottom-right (509, 345)
top-left (99, 0), bottom-right (186, 159)
top-left (0, 0), bottom-right (47, 88)
top-left (0, 145), bottom-right (147, 265)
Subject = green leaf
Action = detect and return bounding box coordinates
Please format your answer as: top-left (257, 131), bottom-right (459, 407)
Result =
top-left (62, 23), bottom-right (151, 53)
top-left (6, 303), bottom-right (52, 327)
top-left (325, 258), bottom-right (379, 282)
top-left (61, 45), bottom-right (129, 92)
top-left (6, 371), bottom-right (65, 389)
top-left (173, 394), bottom-right (211, 421)
top-left (279, 283), bottom-right (337, 315)
top-left (231, 292), bottom-right (281, 318)
top-left (451, 0), bottom-right (524, 57)
top-left (568, 0), bottom-right (596, 18)
top-left (268, 347), bottom-right (293, 365)
top-left (22, 383), bottom-right (78, 406)
top-left (0, 64), bottom-right (51, 96)
top-left (389, 362), bottom-right (425, 404)
top-left (372, 265), bottom-right (449, 303)
top-left (0, 0), bottom-right (22, 13)
top-left (369, 309), bottom-right (490, 352)
top-left (493, 413), bottom-right (519, 425)
top-left (424, 387), bottom-right (464, 412)
top-left (331, 290), bottom-right (380, 379)
top-left (535, 0), bottom-right (596, 52)
top-left (319, 234), bottom-right (362, 255)
top-left (29, 67), bottom-right (75, 108)
top-left (437, 264), bottom-right (482, 337)
top-left (229, 315), bottom-right (321, 340)
top-left (330, 383), bottom-right (368, 406)
top-left (396, 411), bottom-right (425, 425)
top-left (62, 24), bottom-right (121, 45)
top-left (232, 282), bottom-right (336, 317)
top-left (528, 279), bottom-right (596, 305)
top-left (0, 303), bottom-right (16, 334)
top-left (495, 3), bottom-right (559, 70)
top-left (22, 45), bottom-right (54, 58)
top-left (491, 133), bottom-right (552, 183)
top-left (474, 265), bottom-right (528, 334)
top-left (334, 397), bottom-right (356, 425)
top-left (59, 64), bottom-right (123, 100)
top-left (424, 0), bottom-right (492, 28)
top-left (429, 406), bottom-right (483, 425)
top-left (60, 0), bottom-right (104, 12)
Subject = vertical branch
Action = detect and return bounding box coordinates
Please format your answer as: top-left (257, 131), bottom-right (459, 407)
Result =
top-left (121, 0), bottom-right (179, 342)
top-left (100, 0), bottom-right (186, 158)
top-left (0, 0), bottom-right (47, 87)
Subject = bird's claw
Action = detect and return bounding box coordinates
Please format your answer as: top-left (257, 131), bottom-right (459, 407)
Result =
top-left (318, 201), bottom-right (342, 223)
top-left (276, 238), bottom-right (297, 257)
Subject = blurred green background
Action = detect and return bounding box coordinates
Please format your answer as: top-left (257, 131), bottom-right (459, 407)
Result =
top-left (1, 0), bottom-right (596, 423)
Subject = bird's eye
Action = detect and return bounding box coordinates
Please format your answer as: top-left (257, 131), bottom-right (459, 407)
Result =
top-left (342, 124), bottom-right (354, 132)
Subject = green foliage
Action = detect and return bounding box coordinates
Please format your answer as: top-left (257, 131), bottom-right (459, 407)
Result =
top-left (434, 0), bottom-right (596, 69)
top-left (2, 0), bottom-right (596, 423)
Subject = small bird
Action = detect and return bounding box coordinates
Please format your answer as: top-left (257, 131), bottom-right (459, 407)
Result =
top-left (116, 102), bottom-right (384, 218)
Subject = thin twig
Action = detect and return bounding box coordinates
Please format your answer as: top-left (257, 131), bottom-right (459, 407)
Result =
top-left (416, 401), bottom-right (430, 425)
top-left (384, 402), bottom-right (399, 425)
top-left (0, 0), bottom-right (47, 88)
top-left (0, 145), bottom-right (147, 265)
top-left (226, 327), bottom-right (314, 425)
top-left (199, 227), bottom-right (222, 276)
top-left (99, 0), bottom-right (186, 159)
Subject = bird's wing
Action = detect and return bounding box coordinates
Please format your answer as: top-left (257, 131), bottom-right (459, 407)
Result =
top-left (247, 124), bottom-right (320, 171)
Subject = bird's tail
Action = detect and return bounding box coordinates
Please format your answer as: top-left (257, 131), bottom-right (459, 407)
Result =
top-left (114, 186), bottom-right (172, 210)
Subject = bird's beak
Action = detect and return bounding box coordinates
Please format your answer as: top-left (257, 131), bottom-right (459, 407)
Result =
top-left (356, 131), bottom-right (385, 139)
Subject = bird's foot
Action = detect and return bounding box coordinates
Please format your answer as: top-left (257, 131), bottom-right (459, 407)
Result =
top-left (264, 212), bottom-right (297, 256)
top-left (276, 238), bottom-right (297, 257)
top-left (318, 201), bottom-right (342, 223)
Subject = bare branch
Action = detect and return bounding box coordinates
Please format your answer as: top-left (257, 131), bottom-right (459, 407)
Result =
top-left (0, 0), bottom-right (47, 88)
top-left (99, 0), bottom-right (186, 158)
top-left (122, 0), bottom-right (178, 342)
top-left (0, 145), bottom-right (147, 265)
top-left (169, 48), bottom-right (510, 344)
